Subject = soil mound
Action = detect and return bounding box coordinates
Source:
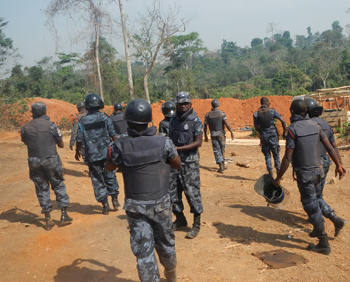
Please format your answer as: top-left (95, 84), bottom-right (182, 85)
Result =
top-left (0, 96), bottom-right (294, 131)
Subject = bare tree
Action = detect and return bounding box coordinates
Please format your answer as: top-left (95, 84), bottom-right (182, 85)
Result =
top-left (267, 23), bottom-right (276, 40)
top-left (116, 0), bottom-right (134, 100)
top-left (130, 0), bottom-right (189, 103)
top-left (45, 0), bottom-right (113, 102)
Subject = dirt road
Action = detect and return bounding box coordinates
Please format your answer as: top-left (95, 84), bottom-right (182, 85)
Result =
top-left (0, 131), bottom-right (349, 281)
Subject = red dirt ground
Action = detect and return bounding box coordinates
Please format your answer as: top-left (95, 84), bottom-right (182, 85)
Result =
top-left (0, 96), bottom-right (349, 281)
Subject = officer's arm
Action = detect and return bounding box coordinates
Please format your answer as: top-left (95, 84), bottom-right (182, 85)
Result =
top-left (169, 155), bottom-right (181, 169)
top-left (112, 134), bottom-right (118, 141)
top-left (224, 119), bottom-right (234, 140)
top-left (321, 133), bottom-right (346, 179)
top-left (274, 148), bottom-right (293, 186)
top-left (253, 116), bottom-right (260, 133)
top-left (331, 141), bottom-right (342, 165)
top-left (75, 141), bottom-right (82, 161)
top-left (106, 159), bottom-right (118, 172)
top-left (57, 139), bottom-right (64, 148)
top-left (203, 122), bottom-right (208, 142)
top-left (176, 134), bottom-right (203, 152)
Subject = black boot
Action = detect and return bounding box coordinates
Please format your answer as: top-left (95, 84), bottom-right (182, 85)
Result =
top-left (328, 212), bottom-right (345, 237)
top-left (102, 200), bottom-right (109, 215)
top-left (307, 231), bottom-right (331, 255)
top-left (164, 266), bottom-right (177, 282)
top-left (60, 208), bottom-right (73, 225)
top-left (173, 211), bottom-right (187, 230)
top-left (217, 162), bottom-right (224, 173)
top-left (186, 214), bottom-right (201, 239)
top-left (111, 195), bottom-right (120, 210)
top-left (44, 212), bottom-right (53, 231)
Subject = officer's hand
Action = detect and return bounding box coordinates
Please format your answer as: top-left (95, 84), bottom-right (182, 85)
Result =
top-left (336, 165), bottom-right (346, 180)
top-left (69, 145), bottom-right (73, 150)
top-left (272, 178), bottom-right (280, 187)
top-left (292, 170), bottom-right (297, 181)
top-left (231, 133), bottom-right (234, 141)
top-left (75, 151), bottom-right (81, 161)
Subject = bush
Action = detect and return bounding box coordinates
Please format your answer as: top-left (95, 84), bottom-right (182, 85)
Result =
top-left (336, 121), bottom-right (350, 138)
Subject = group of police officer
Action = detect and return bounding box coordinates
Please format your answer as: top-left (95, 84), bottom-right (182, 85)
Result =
top-left (20, 93), bottom-right (346, 282)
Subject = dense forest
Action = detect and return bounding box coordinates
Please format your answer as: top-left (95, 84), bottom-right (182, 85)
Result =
top-left (1, 12), bottom-right (350, 106)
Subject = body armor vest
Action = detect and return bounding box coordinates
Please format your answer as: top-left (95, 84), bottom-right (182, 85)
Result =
top-left (207, 110), bottom-right (224, 132)
top-left (111, 112), bottom-right (128, 135)
top-left (22, 117), bottom-right (57, 158)
top-left (81, 113), bottom-right (110, 162)
top-left (290, 119), bottom-right (321, 168)
top-left (117, 134), bottom-right (169, 201)
top-left (170, 109), bottom-right (196, 147)
top-left (258, 107), bottom-right (273, 128)
top-left (311, 117), bottom-right (331, 157)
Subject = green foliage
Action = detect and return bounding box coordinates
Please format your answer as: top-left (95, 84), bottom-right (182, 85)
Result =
top-left (335, 121), bottom-right (350, 138)
top-left (58, 117), bottom-right (72, 131)
top-left (250, 127), bottom-right (258, 137)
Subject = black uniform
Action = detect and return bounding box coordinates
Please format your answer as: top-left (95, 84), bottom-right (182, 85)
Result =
top-left (21, 115), bottom-right (70, 213)
top-left (110, 111), bottom-right (128, 138)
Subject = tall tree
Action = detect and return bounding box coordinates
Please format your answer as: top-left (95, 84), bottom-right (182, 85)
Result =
top-left (116, 0), bottom-right (134, 100)
top-left (45, 0), bottom-right (113, 102)
top-left (130, 0), bottom-right (189, 103)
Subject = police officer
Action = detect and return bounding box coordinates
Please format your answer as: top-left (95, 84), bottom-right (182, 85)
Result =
top-left (169, 91), bottom-right (204, 239)
top-left (69, 101), bottom-right (88, 160)
top-left (106, 99), bottom-right (181, 282)
top-left (110, 102), bottom-right (128, 138)
top-left (305, 98), bottom-right (345, 237)
top-left (274, 99), bottom-right (346, 255)
top-left (253, 97), bottom-right (286, 177)
top-left (159, 101), bottom-right (176, 137)
top-left (21, 102), bottom-right (73, 231)
top-left (204, 99), bottom-right (234, 173)
top-left (75, 93), bottom-right (120, 214)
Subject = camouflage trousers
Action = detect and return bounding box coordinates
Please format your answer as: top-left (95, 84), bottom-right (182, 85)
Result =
top-left (28, 155), bottom-right (69, 213)
top-left (296, 170), bottom-right (325, 233)
top-left (318, 163), bottom-right (334, 218)
top-left (169, 160), bottom-right (203, 214)
top-left (124, 195), bottom-right (176, 282)
top-left (88, 160), bottom-right (119, 202)
top-left (211, 136), bottom-right (226, 164)
top-left (260, 135), bottom-right (280, 172)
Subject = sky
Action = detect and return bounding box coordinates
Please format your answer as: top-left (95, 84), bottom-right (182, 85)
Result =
top-left (1, 0), bottom-right (350, 69)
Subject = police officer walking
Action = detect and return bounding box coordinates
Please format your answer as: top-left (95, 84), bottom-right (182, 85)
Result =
top-left (75, 93), bottom-right (120, 215)
top-left (21, 102), bottom-right (73, 231)
top-left (69, 101), bottom-right (88, 160)
top-left (305, 98), bottom-right (345, 236)
top-left (106, 99), bottom-right (181, 282)
top-left (204, 99), bottom-right (234, 173)
top-left (274, 99), bottom-right (346, 255)
top-left (159, 101), bottom-right (176, 137)
top-left (169, 92), bottom-right (204, 239)
top-left (110, 102), bottom-right (128, 138)
top-left (253, 97), bottom-right (287, 177)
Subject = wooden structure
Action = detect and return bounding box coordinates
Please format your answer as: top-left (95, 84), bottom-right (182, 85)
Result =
top-left (308, 86), bottom-right (350, 129)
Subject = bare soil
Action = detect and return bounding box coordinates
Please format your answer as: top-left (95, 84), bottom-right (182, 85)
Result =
top-left (1, 129), bottom-right (350, 282)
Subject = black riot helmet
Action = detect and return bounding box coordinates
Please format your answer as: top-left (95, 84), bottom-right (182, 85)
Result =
top-left (305, 98), bottom-right (323, 117)
top-left (114, 103), bottom-right (123, 112)
top-left (31, 102), bottom-right (47, 118)
top-left (175, 92), bottom-right (191, 104)
top-left (76, 101), bottom-right (85, 111)
top-left (161, 101), bottom-right (176, 118)
top-left (125, 98), bottom-right (152, 124)
top-left (211, 99), bottom-right (220, 108)
top-left (84, 93), bottom-right (104, 111)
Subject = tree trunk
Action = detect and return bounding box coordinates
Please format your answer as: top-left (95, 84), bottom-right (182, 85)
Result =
top-left (94, 22), bottom-right (104, 102)
top-left (144, 72), bottom-right (150, 104)
top-left (118, 0), bottom-right (134, 100)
